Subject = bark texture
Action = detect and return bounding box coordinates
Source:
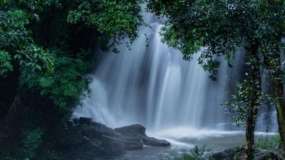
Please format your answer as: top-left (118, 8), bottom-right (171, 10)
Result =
top-left (245, 43), bottom-right (261, 160)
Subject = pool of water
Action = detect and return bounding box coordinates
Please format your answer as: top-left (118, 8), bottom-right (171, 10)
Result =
top-left (97, 128), bottom-right (276, 160)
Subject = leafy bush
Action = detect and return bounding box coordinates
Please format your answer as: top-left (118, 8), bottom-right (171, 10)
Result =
top-left (67, 0), bottom-right (142, 39)
top-left (0, 1), bottom-right (142, 158)
top-left (177, 147), bottom-right (206, 160)
top-left (0, 0), bottom-right (142, 113)
top-left (21, 128), bottom-right (44, 160)
top-left (35, 50), bottom-right (89, 111)
top-left (0, 9), bottom-right (54, 81)
top-left (0, 50), bottom-right (13, 76)
top-left (0, 9), bottom-right (30, 50)
top-left (256, 135), bottom-right (280, 150)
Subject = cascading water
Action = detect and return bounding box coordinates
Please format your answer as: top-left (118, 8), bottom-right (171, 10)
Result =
top-left (73, 8), bottom-right (276, 137)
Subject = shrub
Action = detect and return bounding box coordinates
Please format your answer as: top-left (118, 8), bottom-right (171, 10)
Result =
top-left (256, 135), bottom-right (280, 150)
top-left (21, 128), bottom-right (44, 160)
top-left (177, 146), bottom-right (206, 160)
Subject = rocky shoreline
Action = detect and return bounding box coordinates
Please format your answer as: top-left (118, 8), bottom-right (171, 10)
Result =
top-left (55, 118), bottom-right (170, 160)
top-left (209, 147), bottom-right (285, 160)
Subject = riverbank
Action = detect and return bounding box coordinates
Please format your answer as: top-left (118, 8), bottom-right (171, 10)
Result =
top-left (109, 135), bottom-right (284, 160)
top-left (1, 116), bottom-right (281, 160)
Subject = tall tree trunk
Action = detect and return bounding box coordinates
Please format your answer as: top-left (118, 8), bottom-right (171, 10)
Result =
top-left (245, 43), bottom-right (261, 160)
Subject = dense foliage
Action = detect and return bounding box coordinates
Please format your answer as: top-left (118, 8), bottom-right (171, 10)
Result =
top-left (147, 0), bottom-right (285, 159)
top-left (1, 0), bottom-right (142, 111)
top-left (0, 0), bottom-right (141, 159)
top-left (148, 0), bottom-right (285, 74)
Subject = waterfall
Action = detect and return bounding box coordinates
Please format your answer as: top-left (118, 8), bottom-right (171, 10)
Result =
top-left (73, 8), bottom-right (275, 134)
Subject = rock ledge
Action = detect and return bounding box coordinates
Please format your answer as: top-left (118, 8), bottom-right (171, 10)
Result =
top-left (56, 118), bottom-right (170, 160)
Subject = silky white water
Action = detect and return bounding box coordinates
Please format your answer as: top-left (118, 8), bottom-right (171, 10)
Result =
top-left (73, 8), bottom-right (276, 137)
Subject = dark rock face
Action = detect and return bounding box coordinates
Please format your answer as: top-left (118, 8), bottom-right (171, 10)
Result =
top-left (143, 137), bottom-right (171, 147)
top-left (55, 118), bottom-right (125, 160)
top-left (115, 124), bottom-right (146, 136)
top-left (55, 118), bottom-right (170, 160)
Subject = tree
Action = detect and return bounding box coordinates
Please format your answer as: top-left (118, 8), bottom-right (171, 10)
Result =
top-left (258, 1), bottom-right (285, 151)
top-left (0, 0), bottom-right (142, 112)
top-left (0, 9), bottom-right (54, 92)
top-left (147, 0), bottom-right (285, 159)
top-left (0, 0), bottom-right (142, 158)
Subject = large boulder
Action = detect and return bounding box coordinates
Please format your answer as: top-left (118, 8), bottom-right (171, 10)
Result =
top-left (115, 124), bottom-right (146, 136)
top-left (143, 136), bottom-right (171, 147)
top-left (55, 119), bottom-right (170, 160)
top-left (55, 118), bottom-right (125, 160)
top-left (114, 124), bottom-right (145, 150)
top-left (115, 124), bottom-right (171, 147)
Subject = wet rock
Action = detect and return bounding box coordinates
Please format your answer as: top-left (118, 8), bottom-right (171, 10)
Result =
top-left (55, 119), bottom-right (126, 160)
top-left (120, 137), bottom-right (144, 150)
top-left (143, 137), bottom-right (171, 147)
top-left (55, 120), bottom-right (170, 160)
top-left (74, 117), bottom-right (93, 125)
top-left (78, 118), bottom-right (120, 138)
top-left (115, 124), bottom-right (171, 147)
top-left (115, 124), bottom-right (146, 137)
